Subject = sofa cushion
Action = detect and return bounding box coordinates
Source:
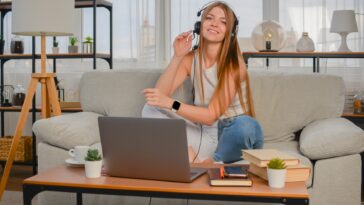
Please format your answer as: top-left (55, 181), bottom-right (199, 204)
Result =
top-left (264, 141), bottom-right (313, 187)
top-left (33, 112), bottom-right (103, 150)
top-left (80, 69), bottom-right (193, 117)
top-left (300, 117), bottom-right (364, 160)
top-left (249, 71), bottom-right (345, 143)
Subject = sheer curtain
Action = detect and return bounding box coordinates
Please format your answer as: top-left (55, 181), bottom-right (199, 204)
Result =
top-left (279, 0), bottom-right (364, 112)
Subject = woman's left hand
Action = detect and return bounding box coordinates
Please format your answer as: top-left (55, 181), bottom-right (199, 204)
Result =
top-left (143, 88), bottom-right (174, 109)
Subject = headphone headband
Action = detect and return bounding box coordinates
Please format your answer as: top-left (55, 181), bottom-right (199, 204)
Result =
top-left (193, 1), bottom-right (239, 37)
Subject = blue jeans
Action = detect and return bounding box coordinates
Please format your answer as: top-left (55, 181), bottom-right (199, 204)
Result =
top-left (213, 115), bottom-right (264, 163)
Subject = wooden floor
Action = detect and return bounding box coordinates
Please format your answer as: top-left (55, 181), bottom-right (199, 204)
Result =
top-left (1, 165), bottom-right (33, 191)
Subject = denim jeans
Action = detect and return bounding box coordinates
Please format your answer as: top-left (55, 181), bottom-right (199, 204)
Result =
top-left (213, 115), bottom-right (264, 163)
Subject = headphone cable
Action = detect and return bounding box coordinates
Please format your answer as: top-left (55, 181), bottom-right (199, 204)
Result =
top-left (192, 123), bottom-right (203, 163)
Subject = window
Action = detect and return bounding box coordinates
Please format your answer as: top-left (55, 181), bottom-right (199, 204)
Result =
top-left (170, 0), bottom-right (263, 57)
top-left (82, 0), bottom-right (156, 66)
top-left (279, 0), bottom-right (364, 111)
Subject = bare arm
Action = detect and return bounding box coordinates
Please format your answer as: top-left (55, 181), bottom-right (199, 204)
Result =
top-left (155, 31), bottom-right (193, 96)
top-left (144, 70), bottom-right (242, 126)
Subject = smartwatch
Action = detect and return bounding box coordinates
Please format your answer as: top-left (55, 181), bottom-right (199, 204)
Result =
top-left (171, 100), bottom-right (181, 113)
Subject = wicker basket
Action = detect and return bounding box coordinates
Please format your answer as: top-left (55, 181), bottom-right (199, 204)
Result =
top-left (0, 136), bottom-right (32, 162)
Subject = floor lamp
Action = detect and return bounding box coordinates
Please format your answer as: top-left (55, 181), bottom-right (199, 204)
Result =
top-left (0, 0), bottom-right (74, 199)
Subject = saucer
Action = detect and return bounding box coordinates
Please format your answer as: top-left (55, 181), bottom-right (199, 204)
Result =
top-left (65, 158), bottom-right (84, 167)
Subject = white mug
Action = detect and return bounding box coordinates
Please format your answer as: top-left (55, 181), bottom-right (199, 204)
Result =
top-left (69, 145), bottom-right (89, 163)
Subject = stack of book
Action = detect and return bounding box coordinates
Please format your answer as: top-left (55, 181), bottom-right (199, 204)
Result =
top-left (242, 149), bottom-right (310, 182)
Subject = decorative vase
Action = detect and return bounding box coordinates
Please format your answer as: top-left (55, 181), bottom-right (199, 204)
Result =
top-left (12, 84), bottom-right (26, 106)
top-left (251, 20), bottom-right (286, 52)
top-left (267, 168), bottom-right (286, 188)
top-left (82, 43), bottom-right (93, 53)
top-left (296, 32), bottom-right (315, 52)
top-left (85, 160), bottom-right (102, 178)
top-left (68, 45), bottom-right (78, 53)
top-left (0, 39), bottom-right (4, 54)
top-left (52, 47), bottom-right (59, 54)
top-left (10, 36), bottom-right (24, 54)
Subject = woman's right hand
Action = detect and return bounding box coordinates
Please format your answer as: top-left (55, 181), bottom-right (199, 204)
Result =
top-left (173, 31), bottom-right (193, 58)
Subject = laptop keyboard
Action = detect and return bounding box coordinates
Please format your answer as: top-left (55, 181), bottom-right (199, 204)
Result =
top-left (190, 171), bottom-right (198, 177)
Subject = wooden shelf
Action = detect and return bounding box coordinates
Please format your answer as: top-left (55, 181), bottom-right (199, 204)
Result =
top-left (42, 53), bottom-right (111, 59)
top-left (0, 53), bottom-right (110, 60)
top-left (0, 106), bottom-right (82, 112)
top-left (242, 51), bottom-right (364, 59)
top-left (0, 0), bottom-right (112, 11)
top-left (342, 112), bottom-right (364, 118)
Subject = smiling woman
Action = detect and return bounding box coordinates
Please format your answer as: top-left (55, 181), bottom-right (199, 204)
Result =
top-left (142, 1), bottom-right (263, 164)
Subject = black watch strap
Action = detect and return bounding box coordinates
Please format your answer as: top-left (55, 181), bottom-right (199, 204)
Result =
top-left (171, 100), bottom-right (181, 112)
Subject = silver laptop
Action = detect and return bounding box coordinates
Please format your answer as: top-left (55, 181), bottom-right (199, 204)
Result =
top-left (98, 117), bottom-right (206, 182)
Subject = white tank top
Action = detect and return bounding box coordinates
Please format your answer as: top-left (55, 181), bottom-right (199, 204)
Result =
top-left (190, 54), bottom-right (249, 119)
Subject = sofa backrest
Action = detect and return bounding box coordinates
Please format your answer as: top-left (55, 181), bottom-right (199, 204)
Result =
top-left (80, 69), bottom-right (345, 143)
top-left (80, 69), bottom-right (193, 118)
top-left (249, 71), bottom-right (345, 142)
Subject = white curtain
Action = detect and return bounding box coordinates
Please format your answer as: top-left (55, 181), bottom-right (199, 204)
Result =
top-left (279, 0), bottom-right (364, 112)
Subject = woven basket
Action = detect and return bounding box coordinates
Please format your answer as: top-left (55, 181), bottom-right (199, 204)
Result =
top-left (0, 136), bottom-right (32, 162)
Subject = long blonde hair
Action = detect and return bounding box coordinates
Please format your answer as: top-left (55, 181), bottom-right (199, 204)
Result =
top-left (196, 2), bottom-right (255, 117)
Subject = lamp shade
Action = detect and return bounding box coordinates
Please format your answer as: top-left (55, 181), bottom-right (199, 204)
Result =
top-left (330, 10), bottom-right (358, 33)
top-left (12, 0), bottom-right (75, 36)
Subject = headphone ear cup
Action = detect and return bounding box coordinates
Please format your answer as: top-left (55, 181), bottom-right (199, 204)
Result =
top-left (194, 21), bottom-right (201, 35)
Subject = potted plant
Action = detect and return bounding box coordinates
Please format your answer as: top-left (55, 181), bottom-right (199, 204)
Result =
top-left (266, 158), bottom-right (287, 188)
top-left (68, 36), bottom-right (78, 53)
top-left (82, 36), bottom-right (93, 53)
top-left (84, 149), bottom-right (102, 178)
top-left (52, 41), bottom-right (59, 54)
top-left (0, 35), bottom-right (4, 54)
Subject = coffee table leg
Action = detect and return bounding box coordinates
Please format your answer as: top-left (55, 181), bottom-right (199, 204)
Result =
top-left (77, 192), bottom-right (83, 205)
top-left (23, 184), bottom-right (43, 205)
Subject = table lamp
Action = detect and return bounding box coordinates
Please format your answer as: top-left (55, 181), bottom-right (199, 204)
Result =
top-left (330, 10), bottom-right (358, 52)
top-left (0, 0), bottom-right (74, 199)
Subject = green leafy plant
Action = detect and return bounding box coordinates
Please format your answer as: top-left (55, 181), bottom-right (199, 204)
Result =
top-left (53, 41), bottom-right (59, 47)
top-left (83, 36), bottom-right (93, 44)
top-left (85, 149), bottom-right (102, 161)
top-left (69, 36), bottom-right (78, 46)
top-left (267, 158), bottom-right (287, 170)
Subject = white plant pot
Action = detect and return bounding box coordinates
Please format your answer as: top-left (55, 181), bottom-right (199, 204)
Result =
top-left (85, 160), bottom-right (102, 178)
top-left (52, 47), bottom-right (59, 54)
top-left (267, 168), bottom-right (286, 188)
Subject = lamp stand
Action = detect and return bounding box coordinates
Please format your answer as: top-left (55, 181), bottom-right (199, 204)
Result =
top-left (0, 34), bottom-right (61, 199)
top-left (338, 32), bottom-right (351, 52)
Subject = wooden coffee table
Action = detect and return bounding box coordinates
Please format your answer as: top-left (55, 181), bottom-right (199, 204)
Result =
top-left (23, 165), bottom-right (309, 205)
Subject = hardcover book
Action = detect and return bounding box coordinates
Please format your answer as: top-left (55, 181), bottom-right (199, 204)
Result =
top-left (242, 149), bottom-right (300, 167)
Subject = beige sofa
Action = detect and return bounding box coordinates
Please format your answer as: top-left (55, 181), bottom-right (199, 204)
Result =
top-left (33, 69), bottom-right (364, 205)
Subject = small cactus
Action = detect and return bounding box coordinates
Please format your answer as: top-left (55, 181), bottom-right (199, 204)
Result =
top-left (85, 149), bottom-right (102, 161)
top-left (267, 158), bottom-right (286, 170)
top-left (53, 41), bottom-right (59, 47)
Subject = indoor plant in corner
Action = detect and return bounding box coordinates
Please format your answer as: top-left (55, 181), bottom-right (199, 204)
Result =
top-left (68, 36), bottom-right (78, 53)
top-left (82, 36), bottom-right (93, 53)
top-left (84, 149), bottom-right (102, 178)
top-left (52, 41), bottom-right (59, 54)
top-left (267, 158), bottom-right (287, 188)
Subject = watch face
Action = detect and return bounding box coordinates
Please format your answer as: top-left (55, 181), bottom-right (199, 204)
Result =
top-left (172, 101), bottom-right (181, 111)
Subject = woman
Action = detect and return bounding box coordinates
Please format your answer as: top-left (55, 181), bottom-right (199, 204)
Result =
top-left (143, 1), bottom-right (263, 163)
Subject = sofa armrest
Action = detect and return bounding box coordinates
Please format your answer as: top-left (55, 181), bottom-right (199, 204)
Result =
top-left (33, 112), bottom-right (104, 150)
top-left (299, 117), bottom-right (364, 160)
